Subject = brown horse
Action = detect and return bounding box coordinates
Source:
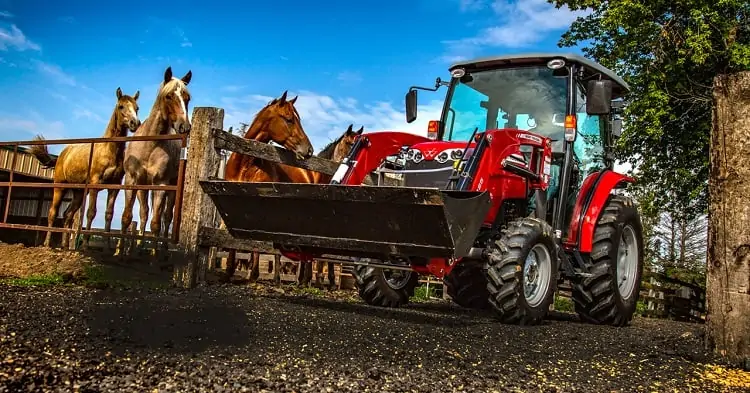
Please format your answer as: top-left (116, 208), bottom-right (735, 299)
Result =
top-left (30, 88), bottom-right (141, 249)
top-left (115, 66), bottom-right (193, 257)
top-left (225, 124), bottom-right (363, 288)
top-left (221, 91), bottom-right (314, 283)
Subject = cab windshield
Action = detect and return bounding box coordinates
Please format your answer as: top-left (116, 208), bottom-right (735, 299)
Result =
top-left (443, 66), bottom-right (568, 151)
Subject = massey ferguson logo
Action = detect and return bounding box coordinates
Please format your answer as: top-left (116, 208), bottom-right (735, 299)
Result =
top-left (422, 149), bottom-right (438, 160)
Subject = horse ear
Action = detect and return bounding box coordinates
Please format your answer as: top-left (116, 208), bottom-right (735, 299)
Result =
top-left (346, 124), bottom-right (353, 134)
top-left (278, 90), bottom-right (288, 104)
top-left (181, 70), bottom-right (192, 85)
top-left (164, 66), bottom-right (173, 84)
top-left (133, 90), bottom-right (140, 101)
top-left (116, 87), bottom-right (123, 99)
top-left (288, 95), bottom-right (297, 105)
top-left (356, 126), bottom-right (364, 134)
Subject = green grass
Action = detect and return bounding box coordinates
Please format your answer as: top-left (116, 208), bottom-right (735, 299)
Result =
top-left (553, 295), bottom-right (575, 313)
top-left (410, 284), bottom-right (438, 302)
top-left (81, 264), bottom-right (170, 290)
top-left (0, 273), bottom-right (68, 287)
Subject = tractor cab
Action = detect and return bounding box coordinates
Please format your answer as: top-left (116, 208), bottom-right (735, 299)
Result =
top-left (402, 53), bottom-right (629, 232)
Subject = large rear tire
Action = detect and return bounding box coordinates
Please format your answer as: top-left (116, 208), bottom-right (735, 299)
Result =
top-left (485, 218), bottom-right (558, 325)
top-left (572, 195), bottom-right (644, 326)
top-left (353, 265), bottom-right (419, 308)
top-left (444, 258), bottom-right (490, 309)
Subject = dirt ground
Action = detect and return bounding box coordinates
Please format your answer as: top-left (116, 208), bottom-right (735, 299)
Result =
top-left (0, 242), bottom-right (94, 281)
top-left (0, 241), bottom-right (749, 392)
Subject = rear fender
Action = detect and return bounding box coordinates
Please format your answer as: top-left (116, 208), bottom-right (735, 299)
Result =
top-left (566, 170), bottom-right (635, 253)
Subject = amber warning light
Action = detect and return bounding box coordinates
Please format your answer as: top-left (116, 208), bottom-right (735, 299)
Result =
top-left (564, 115), bottom-right (577, 142)
top-left (427, 120), bottom-right (439, 140)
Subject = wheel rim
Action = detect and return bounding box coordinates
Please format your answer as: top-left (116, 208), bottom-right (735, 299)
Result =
top-left (523, 244), bottom-right (552, 307)
top-left (617, 225), bottom-right (639, 299)
top-left (382, 269), bottom-right (413, 290)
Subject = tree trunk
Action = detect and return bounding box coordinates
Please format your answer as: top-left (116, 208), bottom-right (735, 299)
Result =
top-left (706, 71), bottom-right (750, 368)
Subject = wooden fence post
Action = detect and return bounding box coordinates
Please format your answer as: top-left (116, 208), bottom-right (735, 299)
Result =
top-left (173, 107), bottom-right (224, 288)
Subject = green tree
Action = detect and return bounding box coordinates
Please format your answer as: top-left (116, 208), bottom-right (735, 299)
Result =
top-left (549, 0), bottom-right (750, 219)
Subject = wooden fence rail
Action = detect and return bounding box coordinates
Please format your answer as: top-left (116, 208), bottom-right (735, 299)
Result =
top-left (173, 107), bottom-right (350, 288)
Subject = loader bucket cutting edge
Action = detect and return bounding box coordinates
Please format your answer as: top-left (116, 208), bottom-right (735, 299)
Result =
top-left (199, 180), bottom-right (492, 259)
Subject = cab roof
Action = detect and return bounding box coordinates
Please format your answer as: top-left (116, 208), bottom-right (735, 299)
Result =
top-left (449, 52), bottom-right (630, 98)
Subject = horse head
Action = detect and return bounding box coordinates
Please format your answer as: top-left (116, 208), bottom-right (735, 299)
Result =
top-left (333, 124), bottom-right (364, 162)
top-left (156, 66), bottom-right (193, 134)
top-left (115, 87), bottom-right (141, 134)
top-left (256, 91), bottom-right (314, 160)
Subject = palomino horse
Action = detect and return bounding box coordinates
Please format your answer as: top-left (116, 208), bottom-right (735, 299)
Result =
top-left (30, 88), bottom-right (141, 249)
top-left (116, 66), bottom-right (193, 257)
top-left (226, 124), bottom-right (363, 288)
top-left (222, 91), bottom-right (314, 283)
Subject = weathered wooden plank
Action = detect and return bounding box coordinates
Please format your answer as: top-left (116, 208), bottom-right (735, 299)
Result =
top-left (173, 107), bottom-right (225, 288)
top-left (198, 226), bottom-right (279, 254)
top-left (212, 128), bottom-right (339, 175)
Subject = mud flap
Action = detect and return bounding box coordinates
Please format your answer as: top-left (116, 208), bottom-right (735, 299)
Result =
top-left (199, 180), bottom-right (492, 259)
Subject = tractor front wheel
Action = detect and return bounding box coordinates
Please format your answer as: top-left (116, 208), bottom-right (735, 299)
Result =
top-left (485, 218), bottom-right (558, 325)
top-left (353, 265), bottom-right (419, 308)
top-left (444, 258), bottom-right (489, 309)
top-left (572, 195), bottom-right (644, 326)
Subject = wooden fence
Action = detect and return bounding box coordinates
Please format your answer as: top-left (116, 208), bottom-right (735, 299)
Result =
top-left (172, 107), bottom-right (352, 287)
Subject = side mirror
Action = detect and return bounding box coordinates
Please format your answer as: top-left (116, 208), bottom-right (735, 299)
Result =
top-left (405, 90), bottom-right (418, 123)
top-left (612, 118), bottom-right (623, 138)
top-left (586, 80), bottom-right (613, 115)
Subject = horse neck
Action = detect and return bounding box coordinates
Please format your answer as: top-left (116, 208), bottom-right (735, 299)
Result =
top-left (100, 110), bottom-right (128, 157)
top-left (138, 109), bottom-right (172, 136)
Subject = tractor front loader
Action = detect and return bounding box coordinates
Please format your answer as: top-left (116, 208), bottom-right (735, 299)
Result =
top-left (202, 53), bottom-right (644, 326)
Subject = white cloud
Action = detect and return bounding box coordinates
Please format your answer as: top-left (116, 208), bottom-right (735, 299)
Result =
top-left (337, 71), bottom-right (363, 84)
top-left (221, 90), bottom-right (444, 151)
top-left (31, 59), bottom-right (76, 86)
top-left (173, 27), bottom-right (192, 48)
top-left (0, 115), bottom-right (66, 148)
top-left (73, 108), bottom-right (107, 124)
top-left (0, 23), bottom-right (41, 52)
top-left (441, 0), bottom-right (588, 61)
top-left (221, 85), bottom-right (246, 93)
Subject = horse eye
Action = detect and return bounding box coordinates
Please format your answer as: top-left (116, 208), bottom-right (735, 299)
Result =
top-left (118, 105), bottom-right (124, 109)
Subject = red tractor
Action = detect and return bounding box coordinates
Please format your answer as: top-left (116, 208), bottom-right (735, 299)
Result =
top-left (202, 53), bottom-right (644, 326)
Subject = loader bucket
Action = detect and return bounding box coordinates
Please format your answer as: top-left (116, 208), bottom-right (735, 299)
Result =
top-left (199, 180), bottom-right (492, 259)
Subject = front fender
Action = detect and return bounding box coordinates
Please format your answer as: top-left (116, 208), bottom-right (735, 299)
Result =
top-left (565, 170), bottom-right (635, 253)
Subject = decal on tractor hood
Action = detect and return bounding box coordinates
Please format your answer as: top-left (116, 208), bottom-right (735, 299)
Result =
top-left (517, 133), bottom-right (543, 144)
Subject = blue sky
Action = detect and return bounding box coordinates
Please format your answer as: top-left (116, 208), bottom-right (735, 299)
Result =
top-left (0, 0), bottom-right (587, 229)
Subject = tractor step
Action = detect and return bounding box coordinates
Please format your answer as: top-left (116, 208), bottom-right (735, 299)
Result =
top-left (199, 181), bottom-right (492, 260)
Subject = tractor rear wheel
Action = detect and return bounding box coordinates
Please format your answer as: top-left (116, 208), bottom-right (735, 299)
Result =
top-left (353, 265), bottom-right (419, 308)
top-left (444, 258), bottom-right (489, 309)
top-left (485, 218), bottom-right (558, 325)
top-left (572, 195), bottom-right (644, 326)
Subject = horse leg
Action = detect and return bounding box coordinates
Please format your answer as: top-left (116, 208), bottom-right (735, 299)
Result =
top-left (249, 251), bottom-right (260, 282)
top-left (61, 190), bottom-right (84, 250)
top-left (135, 189), bottom-right (149, 252)
top-left (149, 188), bottom-right (167, 257)
top-left (83, 188), bottom-right (100, 250)
top-left (157, 190), bottom-right (176, 259)
top-left (273, 254), bottom-right (281, 286)
top-left (117, 183), bottom-right (138, 257)
top-left (327, 262), bottom-right (336, 291)
top-left (315, 260), bottom-right (324, 288)
top-left (45, 187), bottom-right (65, 248)
top-left (225, 249), bottom-right (237, 282)
top-left (103, 187), bottom-right (119, 252)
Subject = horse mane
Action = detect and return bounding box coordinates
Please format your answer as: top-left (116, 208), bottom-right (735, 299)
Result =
top-left (318, 133), bottom-right (345, 159)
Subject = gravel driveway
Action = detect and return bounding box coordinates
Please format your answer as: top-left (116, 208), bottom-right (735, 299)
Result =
top-left (0, 283), bottom-right (746, 392)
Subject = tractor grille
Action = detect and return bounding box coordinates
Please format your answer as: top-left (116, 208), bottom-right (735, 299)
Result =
top-left (400, 159), bottom-right (455, 189)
